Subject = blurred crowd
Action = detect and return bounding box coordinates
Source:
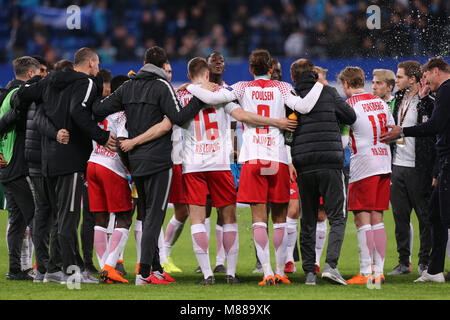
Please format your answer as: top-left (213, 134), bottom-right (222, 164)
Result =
top-left (1, 0), bottom-right (449, 64)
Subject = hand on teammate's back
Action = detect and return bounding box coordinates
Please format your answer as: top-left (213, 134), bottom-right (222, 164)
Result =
top-left (104, 132), bottom-right (117, 152)
top-left (56, 129), bottom-right (70, 144)
top-left (119, 138), bottom-right (137, 152)
top-left (380, 124), bottom-right (401, 142)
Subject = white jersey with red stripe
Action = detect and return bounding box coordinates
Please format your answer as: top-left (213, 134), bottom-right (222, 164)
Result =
top-left (88, 111), bottom-right (129, 179)
top-left (177, 86), bottom-right (238, 174)
top-left (347, 92), bottom-right (394, 183)
top-left (230, 78), bottom-right (292, 164)
top-left (171, 124), bottom-right (184, 165)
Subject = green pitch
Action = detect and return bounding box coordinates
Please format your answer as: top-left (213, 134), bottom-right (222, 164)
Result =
top-left (0, 207), bottom-right (449, 300)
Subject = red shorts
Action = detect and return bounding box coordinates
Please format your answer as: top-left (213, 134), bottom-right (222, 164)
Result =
top-left (237, 160), bottom-right (290, 204)
top-left (87, 162), bottom-right (133, 213)
top-left (183, 170), bottom-right (236, 208)
top-left (290, 177), bottom-right (299, 200)
top-left (169, 164), bottom-right (187, 204)
top-left (348, 173), bottom-right (391, 211)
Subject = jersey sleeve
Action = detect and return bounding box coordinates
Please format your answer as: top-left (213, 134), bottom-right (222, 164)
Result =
top-left (115, 111), bottom-right (128, 138)
top-left (224, 102), bottom-right (240, 115)
top-left (284, 82), bottom-right (324, 114)
top-left (186, 84), bottom-right (237, 105)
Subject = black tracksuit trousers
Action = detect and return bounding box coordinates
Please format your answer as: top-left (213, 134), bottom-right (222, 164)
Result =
top-left (135, 168), bottom-right (173, 277)
top-left (48, 172), bottom-right (85, 274)
top-left (427, 155), bottom-right (450, 275)
top-left (297, 168), bottom-right (348, 274)
top-left (29, 175), bottom-right (61, 274)
top-left (3, 176), bottom-right (35, 273)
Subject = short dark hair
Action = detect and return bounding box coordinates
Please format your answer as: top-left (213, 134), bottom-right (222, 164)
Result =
top-left (188, 57), bottom-right (209, 78)
top-left (31, 55), bottom-right (49, 68)
top-left (99, 68), bottom-right (113, 84)
top-left (206, 51), bottom-right (223, 62)
top-left (144, 46), bottom-right (168, 68)
top-left (74, 47), bottom-right (98, 65)
top-left (249, 49), bottom-right (272, 76)
top-left (13, 56), bottom-right (41, 78)
top-left (398, 60), bottom-right (423, 82)
top-left (54, 59), bottom-right (74, 71)
top-left (290, 59), bottom-right (315, 82)
top-left (422, 57), bottom-right (450, 73)
top-left (111, 75), bottom-right (129, 93)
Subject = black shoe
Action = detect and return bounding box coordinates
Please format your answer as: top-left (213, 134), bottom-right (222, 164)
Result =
top-left (195, 266), bottom-right (202, 273)
top-left (85, 264), bottom-right (99, 275)
top-left (198, 276), bottom-right (215, 286)
top-left (388, 264), bottom-right (411, 275)
top-left (6, 270), bottom-right (34, 281)
top-left (213, 264), bottom-right (226, 273)
top-left (225, 275), bottom-right (241, 284)
top-left (115, 261), bottom-right (127, 276)
top-left (445, 272), bottom-right (450, 282)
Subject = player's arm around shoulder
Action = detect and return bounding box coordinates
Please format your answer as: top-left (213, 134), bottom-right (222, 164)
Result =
top-left (229, 103), bottom-right (297, 132)
top-left (285, 81), bottom-right (324, 114)
top-left (328, 86), bottom-right (356, 126)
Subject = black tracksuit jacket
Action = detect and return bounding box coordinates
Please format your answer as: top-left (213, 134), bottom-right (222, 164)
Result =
top-left (290, 71), bottom-right (357, 174)
top-left (14, 69), bottom-right (110, 177)
top-left (93, 63), bottom-right (204, 177)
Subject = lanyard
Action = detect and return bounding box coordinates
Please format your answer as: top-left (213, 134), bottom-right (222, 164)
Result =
top-left (399, 93), bottom-right (416, 126)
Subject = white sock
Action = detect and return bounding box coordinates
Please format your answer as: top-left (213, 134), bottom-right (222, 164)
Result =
top-left (106, 213), bottom-right (116, 240)
top-left (372, 223), bottom-right (386, 275)
top-left (315, 220), bottom-right (327, 267)
top-left (223, 223), bottom-right (239, 277)
top-left (105, 228), bottom-right (129, 268)
top-left (191, 223), bottom-right (213, 279)
top-left (273, 223), bottom-right (288, 277)
top-left (94, 226), bottom-right (108, 269)
top-left (158, 227), bottom-right (167, 264)
top-left (205, 217), bottom-right (211, 240)
top-left (357, 224), bottom-right (373, 276)
top-left (164, 216), bottom-right (185, 258)
top-left (253, 222), bottom-right (273, 277)
top-left (286, 217), bottom-right (298, 264)
top-left (409, 222), bottom-right (414, 264)
top-left (134, 220), bottom-right (142, 263)
top-left (215, 225), bottom-right (226, 266)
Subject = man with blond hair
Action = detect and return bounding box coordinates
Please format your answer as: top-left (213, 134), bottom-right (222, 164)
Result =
top-left (372, 69), bottom-right (396, 112)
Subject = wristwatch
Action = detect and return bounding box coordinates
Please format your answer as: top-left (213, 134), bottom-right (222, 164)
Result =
top-left (399, 127), bottom-right (405, 138)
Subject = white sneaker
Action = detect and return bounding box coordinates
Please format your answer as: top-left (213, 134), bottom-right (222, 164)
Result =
top-left (135, 274), bottom-right (151, 286)
top-left (414, 270), bottom-right (445, 283)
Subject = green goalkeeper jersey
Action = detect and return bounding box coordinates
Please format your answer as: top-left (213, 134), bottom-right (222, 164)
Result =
top-left (0, 88), bottom-right (19, 163)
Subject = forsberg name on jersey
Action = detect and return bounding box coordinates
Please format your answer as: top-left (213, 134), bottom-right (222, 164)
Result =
top-left (361, 101), bottom-right (385, 113)
top-left (251, 90), bottom-right (274, 101)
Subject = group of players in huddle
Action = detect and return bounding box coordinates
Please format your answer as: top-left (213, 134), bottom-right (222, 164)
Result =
top-left (87, 47), bottom-right (408, 287)
top-left (10, 47), bottom-right (447, 287)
